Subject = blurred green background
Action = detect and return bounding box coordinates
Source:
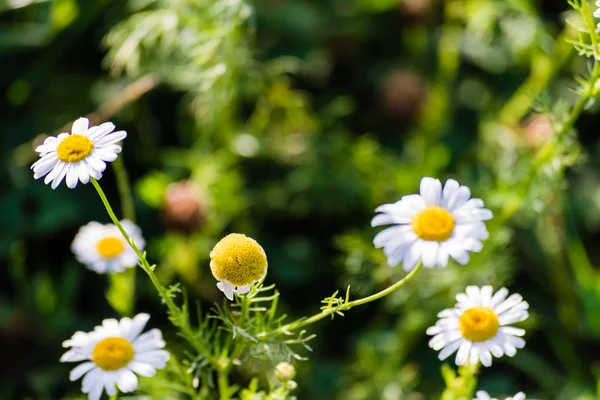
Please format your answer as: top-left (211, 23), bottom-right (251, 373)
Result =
top-left (3, 0), bottom-right (600, 399)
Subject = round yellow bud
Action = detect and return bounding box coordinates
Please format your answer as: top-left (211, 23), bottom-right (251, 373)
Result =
top-left (274, 362), bottom-right (296, 381)
top-left (210, 233), bottom-right (267, 287)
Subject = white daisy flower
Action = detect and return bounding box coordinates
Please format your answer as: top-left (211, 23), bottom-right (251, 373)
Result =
top-left (72, 220), bottom-right (145, 274)
top-left (32, 117), bottom-right (126, 189)
top-left (61, 313), bottom-right (169, 400)
top-left (427, 285), bottom-right (529, 367)
top-left (474, 391), bottom-right (526, 400)
top-left (594, 2), bottom-right (600, 20)
top-left (372, 177), bottom-right (492, 271)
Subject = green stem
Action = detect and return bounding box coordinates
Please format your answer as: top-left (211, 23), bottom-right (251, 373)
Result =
top-left (218, 369), bottom-right (231, 400)
top-left (112, 156), bottom-right (136, 222)
top-left (107, 156), bottom-right (137, 316)
top-left (561, 0), bottom-right (600, 137)
top-left (441, 363), bottom-right (479, 400)
top-left (269, 262), bottom-right (423, 336)
top-left (91, 178), bottom-right (216, 364)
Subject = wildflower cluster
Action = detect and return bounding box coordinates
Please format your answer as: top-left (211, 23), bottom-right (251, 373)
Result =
top-left (33, 117), bottom-right (531, 399)
top-left (34, 2), bottom-right (600, 395)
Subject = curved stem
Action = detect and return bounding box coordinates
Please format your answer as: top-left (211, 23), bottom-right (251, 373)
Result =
top-left (91, 178), bottom-right (216, 363)
top-left (271, 262), bottom-right (423, 335)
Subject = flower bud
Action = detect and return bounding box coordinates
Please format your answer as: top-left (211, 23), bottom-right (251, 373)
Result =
top-left (274, 362), bottom-right (296, 382)
top-left (210, 233), bottom-right (268, 300)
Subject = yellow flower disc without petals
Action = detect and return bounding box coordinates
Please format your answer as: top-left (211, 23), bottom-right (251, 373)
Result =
top-left (411, 206), bottom-right (455, 242)
top-left (56, 135), bottom-right (94, 163)
top-left (92, 337), bottom-right (135, 371)
top-left (210, 233), bottom-right (267, 286)
top-left (459, 306), bottom-right (499, 342)
top-left (97, 237), bottom-right (125, 258)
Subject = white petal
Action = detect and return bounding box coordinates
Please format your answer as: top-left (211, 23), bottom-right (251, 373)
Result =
top-left (499, 310), bottom-right (528, 325)
top-left (448, 185), bottom-right (471, 211)
top-left (469, 345), bottom-right (479, 365)
top-left (85, 155), bottom-right (107, 172)
top-left (236, 285), bottom-right (251, 294)
top-left (60, 349), bottom-right (89, 362)
top-left (87, 382), bottom-right (104, 400)
top-left (455, 340), bottom-right (471, 365)
top-left (66, 165), bottom-right (79, 189)
top-left (490, 288), bottom-right (509, 308)
top-left (500, 326), bottom-right (526, 337)
top-left (494, 294), bottom-right (523, 314)
top-left (479, 349), bottom-right (492, 367)
top-left (386, 240), bottom-right (415, 267)
top-left (420, 241), bottom-right (439, 268)
top-left (72, 118), bottom-right (90, 134)
top-left (401, 240), bottom-right (423, 272)
top-left (69, 362), bottom-right (96, 381)
top-left (374, 201), bottom-right (418, 219)
top-left (95, 131), bottom-right (127, 146)
top-left (82, 367), bottom-right (102, 392)
top-left (87, 122), bottom-right (115, 140)
top-left (480, 285), bottom-right (493, 307)
top-left (513, 392), bottom-right (526, 400)
top-left (117, 369), bottom-right (139, 393)
top-left (465, 285), bottom-right (482, 305)
top-left (420, 177), bottom-right (442, 206)
top-left (127, 361), bottom-right (156, 377)
top-left (382, 230), bottom-right (418, 254)
top-left (371, 213), bottom-right (410, 227)
top-left (134, 350), bottom-right (170, 368)
top-left (51, 163), bottom-right (69, 189)
top-left (126, 313), bottom-right (150, 341)
top-left (488, 338), bottom-right (504, 357)
top-left (475, 391), bottom-right (492, 400)
top-left (454, 208), bottom-right (493, 223)
top-left (447, 240), bottom-right (470, 265)
top-left (217, 280), bottom-right (235, 301)
top-left (400, 194), bottom-right (427, 210)
top-left (441, 179), bottom-right (459, 209)
top-left (78, 162), bottom-right (90, 184)
top-left (438, 338), bottom-right (462, 360)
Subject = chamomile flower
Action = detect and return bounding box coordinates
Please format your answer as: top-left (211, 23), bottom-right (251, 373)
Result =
top-left (210, 233), bottom-right (268, 301)
top-left (61, 313), bottom-right (169, 400)
top-left (475, 391), bottom-right (526, 400)
top-left (32, 117), bottom-right (126, 189)
top-left (594, 2), bottom-right (600, 21)
top-left (427, 286), bottom-right (529, 367)
top-left (72, 220), bottom-right (145, 274)
top-left (372, 177), bottom-right (492, 271)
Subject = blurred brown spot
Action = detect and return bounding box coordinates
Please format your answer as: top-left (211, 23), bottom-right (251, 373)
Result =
top-left (163, 181), bottom-right (206, 233)
top-left (0, 312), bottom-right (33, 352)
top-left (398, 0), bottom-right (433, 22)
top-left (380, 69), bottom-right (428, 122)
top-left (521, 113), bottom-right (554, 150)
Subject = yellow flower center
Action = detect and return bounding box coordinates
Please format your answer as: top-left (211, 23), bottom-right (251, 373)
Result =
top-left (411, 206), bottom-right (455, 242)
top-left (92, 337), bottom-right (134, 371)
top-left (56, 135), bottom-right (94, 163)
top-left (97, 237), bottom-right (125, 258)
top-left (459, 306), bottom-right (499, 342)
top-left (210, 233), bottom-right (268, 287)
